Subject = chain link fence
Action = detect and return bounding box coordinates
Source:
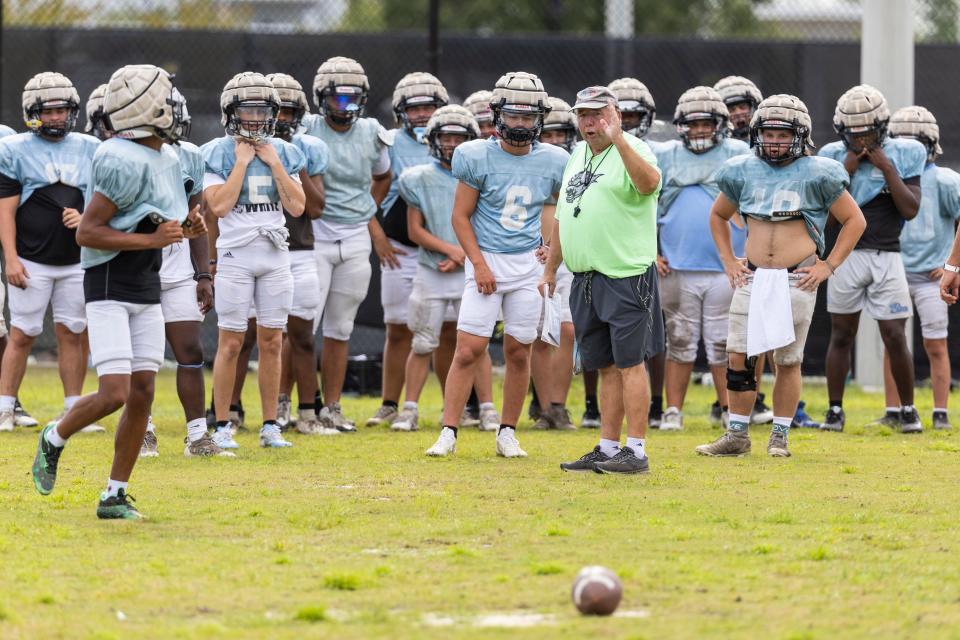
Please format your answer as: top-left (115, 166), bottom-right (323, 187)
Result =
top-left (7, 0), bottom-right (960, 376)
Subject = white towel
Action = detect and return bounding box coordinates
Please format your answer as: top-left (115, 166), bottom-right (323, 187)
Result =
top-left (746, 268), bottom-right (795, 358)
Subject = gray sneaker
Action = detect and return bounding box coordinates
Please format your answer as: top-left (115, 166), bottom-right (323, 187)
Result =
top-left (767, 431), bottom-right (791, 457)
top-left (139, 430), bottom-right (159, 457)
top-left (933, 411), bottom-right (952, 431)
top-left (184, 433), bottom-right (235, 457)
top-left (593, 446), bottom-right (649, 474)
top-left (899, 407), bottom-right (923, 434)
top-left (366, 404), bottom-right (398, 427)
top-left (695, 431), bottom-right (751, 457)
top-left (277, 394), bottom-right (292, 429)
top-left (549, 405), bottom-right (576, 431)
top-left (560, 446), bottom-right (611, 473)
top-left (868, 411), bottom-right (901, 430)
top-left (390, 407), bottom-right (419, 432)
top-left (320, 403), bottom-right (356, 433)
top-left (531, 411), bottom-right (554, 430)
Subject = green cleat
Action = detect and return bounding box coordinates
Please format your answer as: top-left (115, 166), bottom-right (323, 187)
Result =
top-left (32, 424), bottom-right (63, 495)
top-left (96, 490), bottom-right (144, 520)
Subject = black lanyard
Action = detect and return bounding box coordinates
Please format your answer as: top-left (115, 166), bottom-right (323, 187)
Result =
top-left (573, 144), bottom-right (613, 217)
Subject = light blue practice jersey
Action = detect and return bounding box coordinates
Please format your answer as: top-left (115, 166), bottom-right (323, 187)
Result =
top-left (900, 163), bottom-right (960, 272)
top-left (818, 137), bottom-right (926, 205)
top-left (398, 159), bottom-right (459, 270)
top-left (301, 113), bottom-right (387, 224)
top-left (654, 138), bottom-right (751, 217)
top-left (0, 131), bottom-right (99, 205)
top-left (0, 125), bottom-right (16, 138)
top-left (716, 154), bottom-right (850, 256)
top-left (292, 133), bottom-right (329, 177)
top-left (82, 138), bottom-right (188, 268)
top-left (173, 140), bottom-right (204, 198)
top-left (382, 127), bottom-right (431, 214)
top-left (201, 135), bottom-right (305, 205)
top-left (655, 138), bottom-right (750, 271)
top-left (452, 137), bottom-right (568, 254)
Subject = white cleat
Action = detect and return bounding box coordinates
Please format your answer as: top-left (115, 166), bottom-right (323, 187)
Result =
top-left (478, 407), bottom-right (500, 432)
top-left (0, 409), bottom-right (14, 432)
top-left (426, 428), bottom-right (457, 457)
top-left (496, 430), bottom-right (528, 458)
top-left (259, 424), bottom-right (293, 448)
top-left (212, 424), bottom-right (240, 450)
top-left (391, 407), bottom-right (419, 432)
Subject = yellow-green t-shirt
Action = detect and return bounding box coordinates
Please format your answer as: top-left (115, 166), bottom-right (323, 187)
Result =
top-left (556, 134), bottom-right (661, 278)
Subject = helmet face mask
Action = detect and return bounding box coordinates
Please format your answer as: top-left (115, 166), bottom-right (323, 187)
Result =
top-left (320, 86), bottom-right (366, 126)
top-left (170, 88), bottom-right (190, 141)
top-left (618, 101), bottom-right (653, 138)
top-left (726, 99), bottom-right (756, 140)
top-left (227, 101), bottom-right (277, 143)
top-left (274, 103), bottom-right (304, 138)
top-left (749, 94), bottom-right (814, 166)
top-left (424, 104), bottom-right (480, 164)
top-left (676, 114), bottom-right (724, 153)
top-left (26, 99), bottom-right (79, 139)
top-left (838, 123), bottom-right (885, 153)
top-left (494, 104), bottom-right (545, 147)
top-left (540, 126), bottom-right (576, 152)
top-left (399, 99), bottom-right (442, 136)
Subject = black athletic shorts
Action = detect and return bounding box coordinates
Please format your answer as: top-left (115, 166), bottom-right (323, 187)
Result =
top-left (570, 268), bottom-right (664, 370)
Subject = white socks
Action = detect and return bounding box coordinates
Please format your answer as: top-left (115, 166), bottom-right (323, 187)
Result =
top-left (626, 437), bottom-right (646, 458)
top-left (479, 402), bottom-right (495, 412)
top-left (105, 479), bottom-right (127, 498)
top-left (598, 438), bottom-right (620, 457)
top-left (64, 395), bottom-right (80, 411)
top-left (45, 425), bottom-right (67, 448)
top-left (403, 401), bottom-right (418, 411)
top-left (0, 395), bottom-right (15, 412)
top-left (186, 418), bottom-right (208, 443)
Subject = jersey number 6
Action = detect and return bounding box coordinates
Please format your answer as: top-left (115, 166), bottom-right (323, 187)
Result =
top-left (500, 185), bottom-right (532, 231)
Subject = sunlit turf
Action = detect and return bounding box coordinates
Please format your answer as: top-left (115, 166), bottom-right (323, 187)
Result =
top-left (2, 367), bottom-right (959, 639)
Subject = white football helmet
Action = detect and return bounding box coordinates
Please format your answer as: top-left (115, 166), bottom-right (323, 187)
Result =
top-left (266, 73), bottom-right (308, 138)
top-left (540, 97), bottom-right (577, 152)
top-left (489, 71), bottom-right (550, 147)
top-left (833, 84), bottom-right (890, 151)
top-left (22, 72), bottom-right (81, 138)
top-left (220, 72), bottom-right (280, 143)
top-left (392, 72), bottom-right (448, 133)
top-left (889, 105), bottom-right (941, 160)
top-left (104, 65), bottom-right (182, 143)
top-left (750, 94), bottom-right (814, 166)
top-left (313, 56), bottom-right (369, 126)
top-left (673, 86), bottom-right (729, 153)
top-left (85, 83), bottom-right (110, 140)
top-left (608, 77), bottom-right (656, 138)
top-left (423, 104), bottom-right (479, 164)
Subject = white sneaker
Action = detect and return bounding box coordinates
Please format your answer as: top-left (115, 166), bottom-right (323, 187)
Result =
top-left (478, 407), bottom-right (500, 432)
top-left (0, 409), bottom-right (14, 432)
top-left (13, 400), bottom-right (38, 427)
top-left (496, 430), bottom-right (528, 458)
top-left (426, 428), bottom-right (457, 456)
top-left (660, 407), bottom-right (683, 431)
top-left (391, 407), bottom-right (418, 432)
top-left (213, 425), bottom-right (240, 450)
top-left (259, 424), bottom-right (293, 448)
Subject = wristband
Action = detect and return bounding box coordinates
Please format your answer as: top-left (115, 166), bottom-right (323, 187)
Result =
top-left (945, 263), bottom-right (960, 273)
top-left (195, 272), bottom-right (213, 282)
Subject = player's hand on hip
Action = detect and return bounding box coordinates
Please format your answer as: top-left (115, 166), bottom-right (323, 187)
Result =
top-left (152, 220), bottom-right (185, 248)
top-left (62, 207), bottom-right (82, 230)
top-left (795, 259), bottom-right (833, 291)
top-left (473, 261), bottom-right (497, 294)
top-left (940, 271), bottom-right (960, 305)
top-left (722, 256), bottom-right (751, 289)
top-left (5, 257), bottom-right (28, 289)
top-left (373, 234), bottom-right (404, 269)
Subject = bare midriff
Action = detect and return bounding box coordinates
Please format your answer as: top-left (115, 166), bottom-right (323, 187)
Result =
top-left (743, 216), bottom-right (817, 268)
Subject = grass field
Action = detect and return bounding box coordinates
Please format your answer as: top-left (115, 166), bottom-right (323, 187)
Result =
top-left (2, 367), bottom-right (960, 639)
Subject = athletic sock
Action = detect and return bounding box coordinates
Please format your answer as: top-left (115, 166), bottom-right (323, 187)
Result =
top-left (466, 387), bottom-right (479, 411)
top-left (934, 408), bottom-right (948, 414)
top-left (0, 395), bottom-right (15, 412)
top-left (263, 420), bottom-right (279, 429)
top-left (728, 413), bottom-right (750, 434)
top-left (441, 425), bottom-right (458, 438)
top-left (585, 394), bottom-right (599, 411)
top-left (229, 403), bottom-right (242, 413)
top-left (626, 437), bottom-right (646, 458)
top-left (403, 401), bottom-right (418, 411)
top-left (885, 406), bottom-right (899, 415)
top-left (771, 416), bottom-right (792, 438)
top-left (383, 400), bottom-right (398, 409)
top-left (550, 402), bottom-right (564, 409)
top-left (901, 404), bottom-right (916, 414)
top-left (45, 425), bottom-right (67, 448)
top-left (497, 424), bottom-right (515, 437)
top-left (598, 438), bottom-right (620, 457)
top-left (297, 402), bottom-right (314, 411)
top-left (829, 400), bottom-right (843, 410)
top-left (479, 402), bottom-right (496, 412)
top-left (186, 418), bottom-right (208, 443)
top-left (215, 420), bottom-right (230, 432)
top-left (104, 479), bottom-right (127, 499)
top-left (146, 418), bottom-right (156, 433)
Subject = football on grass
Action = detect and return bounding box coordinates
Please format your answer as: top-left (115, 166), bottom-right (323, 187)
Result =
top-left (571, 566), bottom-right (622, 615)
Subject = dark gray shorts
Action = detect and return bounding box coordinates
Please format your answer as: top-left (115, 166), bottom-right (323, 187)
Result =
top-left (570, 269), bottom-right (665, 370)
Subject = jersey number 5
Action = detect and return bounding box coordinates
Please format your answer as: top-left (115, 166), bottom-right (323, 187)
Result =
top-left (500, 185), bottom-right (532, 231)
top-left (247, 175), bottom-right (273, 204)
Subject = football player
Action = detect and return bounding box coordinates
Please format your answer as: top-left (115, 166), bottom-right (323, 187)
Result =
top-left (713, 75), bottom-right (762, 142)
top-left (425, 72), bottom-right (569, 458)
top-left (204, 72), bottom-right (306, 450)
top-left (696, 95), bottom-right (865, 458)
top-left (32, 64), bottom-right (206, 518)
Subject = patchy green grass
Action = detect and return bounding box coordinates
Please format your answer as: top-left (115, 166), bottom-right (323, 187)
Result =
top-left (2, 367), bottom-right (960, 638)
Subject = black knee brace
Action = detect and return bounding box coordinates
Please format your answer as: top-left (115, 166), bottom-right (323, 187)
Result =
top-left (727, 357), bottom-right (757, 392)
